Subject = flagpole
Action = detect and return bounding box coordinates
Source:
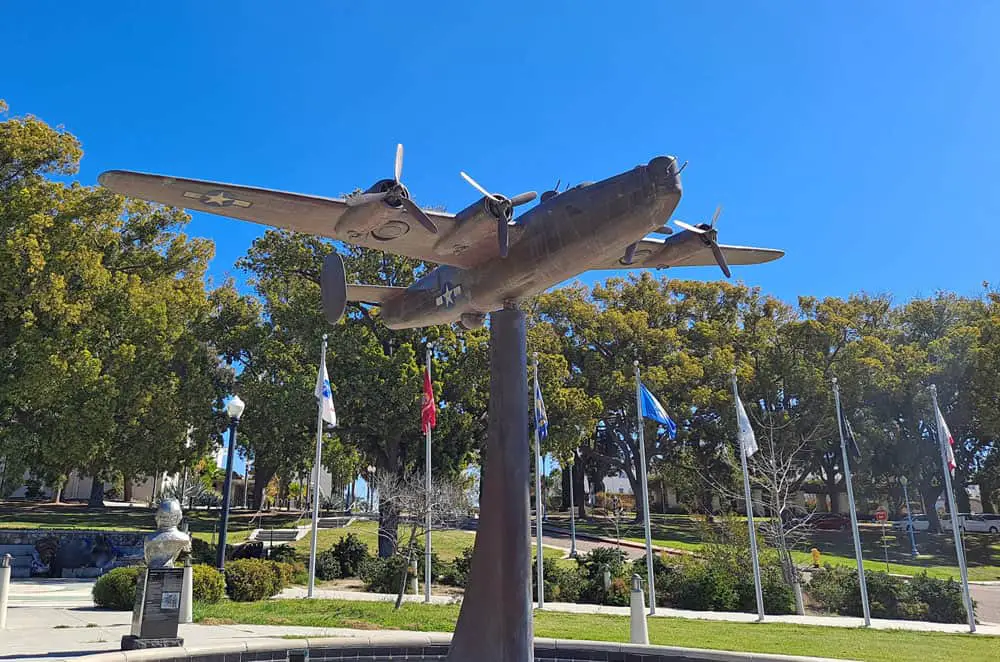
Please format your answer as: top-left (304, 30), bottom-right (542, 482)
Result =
top-left (732, 372), bottom-right (764, 622)
top-left (832, 377), bottom-right (871, 627)
top-left (930, 384), bottom-right (975, 633)
top-left (307, 334), bottom-right (328, 599)
top-left (425, 344), bottom-right (433, 604)
top-left (634, 361), bottom-right (656, 615)
top-left (533, 353), bottom-right (545, 609)
top-left (568, 459), bottom-right (577, 558)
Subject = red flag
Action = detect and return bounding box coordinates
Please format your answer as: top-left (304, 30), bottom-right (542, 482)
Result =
top-left (421, 367), bottom-right (437, 434)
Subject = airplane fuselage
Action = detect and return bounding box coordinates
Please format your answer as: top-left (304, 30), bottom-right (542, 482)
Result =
top-left (380, 156), bottom-right (683, 329)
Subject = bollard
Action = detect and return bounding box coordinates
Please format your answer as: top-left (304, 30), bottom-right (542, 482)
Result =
top-left (0, 553), bottom-right (12, 630)
top-left (629, 574), bottom-right (649, 645)
top-left (411, 559), bottom-right (419, 596)
top-left (179, 557), bottom-right (193, 624)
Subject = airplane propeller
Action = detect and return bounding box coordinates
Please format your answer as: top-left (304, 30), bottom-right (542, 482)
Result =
top-left (345, 144), bottom-right (439, 234)
top-left (459, 171), bottom-right (537, 258)
top-left (673, 205), bottom-right (731, 278)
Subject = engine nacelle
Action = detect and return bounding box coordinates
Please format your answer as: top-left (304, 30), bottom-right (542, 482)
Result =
top-left (432, 197), bottom-right (502, 257)
top-left (364, 179), bottom-right (409, 208)
top-left (459, 313), bottom-right (486, 330)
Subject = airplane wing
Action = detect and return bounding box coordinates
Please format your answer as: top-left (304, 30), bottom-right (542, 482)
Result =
top-left (97, 171), bottom-right (479, 268)
top-left (346, 284), bottom-right (407, 305)
top-left (589, 238), bottom-right (784, 270)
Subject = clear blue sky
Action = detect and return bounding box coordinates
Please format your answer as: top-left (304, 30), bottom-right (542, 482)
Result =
top-left (4, 2), bottom-right (999, 306)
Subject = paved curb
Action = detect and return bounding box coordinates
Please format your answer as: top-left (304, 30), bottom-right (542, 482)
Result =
top-left (68, 632), bottom-right (860, 662)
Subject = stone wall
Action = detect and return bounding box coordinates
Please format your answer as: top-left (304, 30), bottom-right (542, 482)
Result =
top-left (0, 529), bottom-right (145, 577)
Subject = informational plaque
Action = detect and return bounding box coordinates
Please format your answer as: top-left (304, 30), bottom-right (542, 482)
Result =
top-left (122, 568), bottom-right (185, 649)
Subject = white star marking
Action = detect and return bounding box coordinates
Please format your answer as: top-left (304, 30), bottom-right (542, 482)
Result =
top-left (435, 284), bottom-right (462, 307)
top-left (202, 191), bottom-right (231, 206)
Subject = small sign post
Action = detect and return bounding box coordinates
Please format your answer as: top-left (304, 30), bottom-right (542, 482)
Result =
top-left (875, 508), bottom-right (890, 572)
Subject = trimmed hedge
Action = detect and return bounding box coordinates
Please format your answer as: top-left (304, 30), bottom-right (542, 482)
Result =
top-left (224, 559), bottom-right (289, 602)
top-left (93, 566), bottom-right (142, 610)
top-left (192, 564), bottom-right (225, 603)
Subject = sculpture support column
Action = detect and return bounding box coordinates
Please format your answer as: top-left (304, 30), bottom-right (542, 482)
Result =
top-left (447, 305), bottom-right (533, 662)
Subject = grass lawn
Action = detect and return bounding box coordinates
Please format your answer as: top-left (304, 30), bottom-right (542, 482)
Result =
top-left (295, 520), bottom-right (566, 564)
top-left (0, 501), bottom-right (303, 544)
top-left (194, 598), bottom-right (997, 662)
top-left (552, 514), bottom-right (1000, 581)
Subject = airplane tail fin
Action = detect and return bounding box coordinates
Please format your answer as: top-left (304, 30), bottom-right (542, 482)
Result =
top-left (321, 253), bottom-right (407, 324)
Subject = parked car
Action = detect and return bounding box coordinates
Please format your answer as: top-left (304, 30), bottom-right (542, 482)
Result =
top-left (964, 514), bottom-right (1000, 534)
top-left (806, 513), bottom-right (851, 531)
top-left (893, 514), bottom-right (930, 532)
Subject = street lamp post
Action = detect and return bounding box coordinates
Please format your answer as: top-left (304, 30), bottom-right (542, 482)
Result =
top-left (216, 395), bottom-right (246, 571)
top-left (900, 476), bottom-right (919, 559)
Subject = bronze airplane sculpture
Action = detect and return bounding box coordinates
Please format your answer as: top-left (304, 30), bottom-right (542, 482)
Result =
top-left (99, 146), bottom-right (783, 329)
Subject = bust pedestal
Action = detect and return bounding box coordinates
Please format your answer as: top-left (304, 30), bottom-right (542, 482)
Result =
top-left (121, 567), bottom-right (185, 649)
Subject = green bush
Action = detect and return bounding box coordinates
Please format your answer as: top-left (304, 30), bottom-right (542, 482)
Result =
top-left (190, 538), bottom-right (216, 565)
top-left (575, 547), bottom-right (629, 605)
top-left (532, 557), bottom-right (585, 604)
top-left (332, 533), bottom-right (370, 577)
top-left (224, 559), bottom-right (283, 602)
top-left (93, 566), bottom-right (142, 610)
top-left (267, 545), bottom-right (298, 564)
top-left (315, 549), bottom-right (343, 580)
top-left (268, 560), bottom-right (294, 590)
top-left (192, 564), bottom-right (224, 603)
top-left (440, 546), bottom-right (474, 587)
top-left (360, 554), bottom-right (412, 594)
top-left (806, 566), bottom-right (970, 624)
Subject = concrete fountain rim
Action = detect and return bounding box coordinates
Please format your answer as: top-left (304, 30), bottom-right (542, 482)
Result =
top-left (68, 631), bottom-right (858, 662)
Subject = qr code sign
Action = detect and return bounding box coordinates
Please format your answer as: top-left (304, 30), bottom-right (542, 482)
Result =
top-left (160, 591), bottom-right (180, 610)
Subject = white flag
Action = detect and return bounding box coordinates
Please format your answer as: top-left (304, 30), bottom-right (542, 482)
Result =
top-left (735, 394), bottom-right (758, 458)
top-left (315, 360), bottom-right (337, 427)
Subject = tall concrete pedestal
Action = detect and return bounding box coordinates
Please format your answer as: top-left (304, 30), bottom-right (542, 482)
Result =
top-left (447, 306), bottom-right (533, 662)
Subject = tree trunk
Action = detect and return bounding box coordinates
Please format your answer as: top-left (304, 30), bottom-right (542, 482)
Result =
top-left (395, 524), bottom-right (419, 609)
top-left (53, 483), bottom-right (63, 505)
top-left (956, 478), bottom-right (971, 513)
top-left (87, 475), bottom-right (105, 508)
top-left (379, 499), bottom-right (400, 558)
top-left (123, 480), bottom-right (133, 503)
top-left (253, 465), bottom-right (276, 511)
top-left (921, 483), bottom-right (945, 531)
top-left (560, 468), bottom-right (571, 511)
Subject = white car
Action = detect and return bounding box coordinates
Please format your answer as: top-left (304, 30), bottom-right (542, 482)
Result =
top-left (894, 514), bottom-right (930, 532)
top-left (964, 514), bottom-right (1000, 534)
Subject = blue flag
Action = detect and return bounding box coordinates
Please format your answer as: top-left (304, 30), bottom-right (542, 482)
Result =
top-left (640, 383), bottom-right (676, 439)
top-left (534, 379), bottom-right (548, 440)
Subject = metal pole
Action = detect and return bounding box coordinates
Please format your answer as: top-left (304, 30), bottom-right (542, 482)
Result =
top-left (832, 378), bottom-right (871, 626)
top-left (216, 418), bottom-right (238, 571)
top-left (732, 373), bottom-right (764, 622)
top-left (307, 334), bottom-right (328, 598)
top-left (0, 554), bottom-right (11, 630)
top-left (901, 479), bottom-right (919, 558)
top-left (634, 361), bottom-right (656, 615)
top-left (930, 384), bottom-right (976, 633)
top-left (425, 344), bottom-right (433, 604)
top-left (533, 353), bottom-right (545, 609)
top-left (568, 460), bottom-right (577, 558)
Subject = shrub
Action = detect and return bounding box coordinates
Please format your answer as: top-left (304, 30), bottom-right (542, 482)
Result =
top-left (267, 545), bottom-right (298, 564)
top-left (192, 564), bottom-right (224, 603)
top-left (332, 533), bottom-right (370, 577)
top-left (909, 573), bottom-right (969, 623)
top-left (532, 557), bottom-right (585, 604)
top-left (268, 560), bottom-right (294, 590)
top-left (576, 547), bottom-right (630, 605)
top-left (93, 566), bottom-right (142, 610)
top-left (315, 549), bottom-right (343, 580)
top-left (360, 554), bottom-right (412, 594)
top-left (441, 547), bottom-right (474, 587)
top-left (225, 558), bottom-right (283, 602)
top-left (806, 566), bottom-right (970, 624)
top-left (190, 538), bottom-right (216, 566)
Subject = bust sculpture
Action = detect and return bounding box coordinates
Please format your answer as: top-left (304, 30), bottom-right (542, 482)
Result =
top-left (144, 499), bottom-right (191, 568)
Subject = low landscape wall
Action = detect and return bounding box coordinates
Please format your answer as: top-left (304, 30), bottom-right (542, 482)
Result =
top-left (0, 529), bottom-right (144, 578)
top-left (71, 634), bottom-right (855, 662)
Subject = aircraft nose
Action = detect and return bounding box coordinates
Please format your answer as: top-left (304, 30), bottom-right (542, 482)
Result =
top-left (646, 156), bottom-right (682, 194)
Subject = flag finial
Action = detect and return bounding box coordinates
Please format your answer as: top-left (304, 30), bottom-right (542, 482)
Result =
top-left (322, 333), bottom-right (328, 341)
top-left (929, 383), bottom-right (938, 395)
top-left (633, 359), bottom-right (639, 367)
top-left (831, 376), bottom-right (837, 385)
